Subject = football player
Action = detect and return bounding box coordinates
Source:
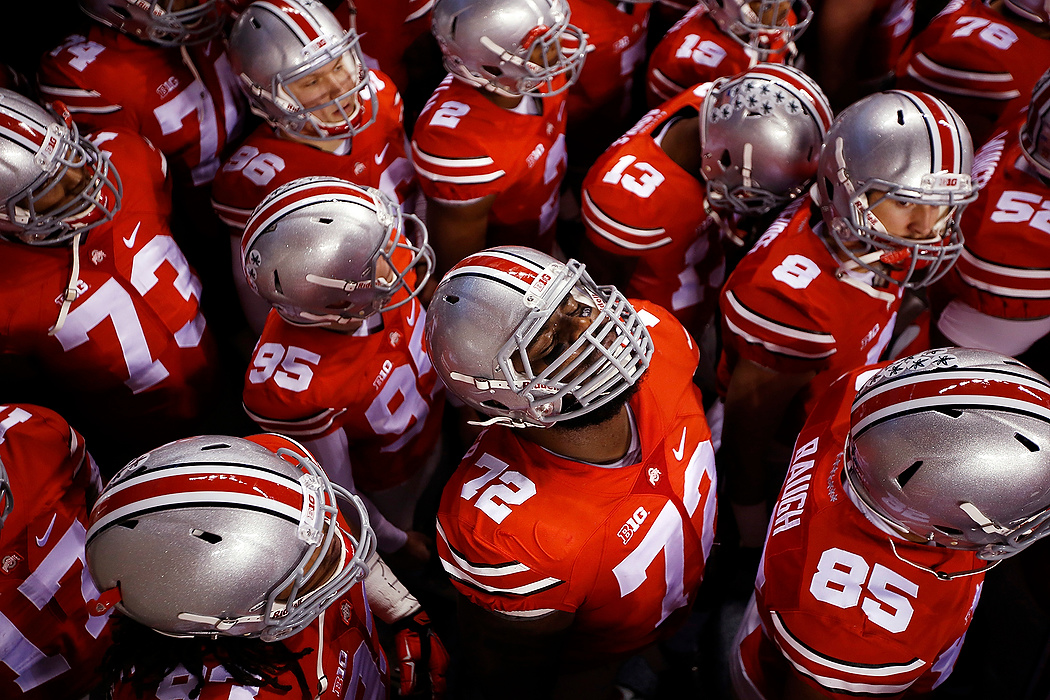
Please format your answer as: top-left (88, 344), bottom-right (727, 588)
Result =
top-left (37, 0), bottom-right (246, 193)
top-left (411, 0), bottom-right (588, 278)
top-left (894, 0), bottom-right (1050, 147)
top-left (239, 176), bottom-right (443, 572)
top-left (717, 91), bottom-right (977, 551)
top-left (935, 67), bottom-right (1050, 371)
top-left (731, 347), bottom-right (1050, 698)
top-left (426, 245), bottom-right (717, 697)
top-left (0, 404), bottom-right (112, 699)
top-left (86, 434), bottom-right (445, 699)
top-left (37, 0), bottom-right (251, 356)
top-left (0, 89), bottom-right (221, 470)
top-left (212, 0), bottom-right (417, 333)
top-left (646, 0), bottom-right (811, 107)
top-left (580, 64), bottom-right (832, 343)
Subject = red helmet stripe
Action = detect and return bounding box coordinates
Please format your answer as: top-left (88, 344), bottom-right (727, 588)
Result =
top-left (255, 0), bottom-right (329, 44)
top-left (446, 249), bottom-right (546, 292)
top-left (895, 90), bottom-right (966, 174)
top-left (852, 369), bottom-right (1050, 437)
top-left (88, 463), bottom-right (306, 542)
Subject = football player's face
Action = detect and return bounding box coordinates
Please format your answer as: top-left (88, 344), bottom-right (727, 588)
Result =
top-left (32, 166), bottom-right (89, 215)
top-left (748, 0), bottom-right (792, 26)
top-left (868, 191), bottom-right (949, 241)
top-left (520, 289), bottom-right (599, 377)
top-left (288, 53), bottom-right (360, 125)
top-left (276, 527), bottom-right (344, 603)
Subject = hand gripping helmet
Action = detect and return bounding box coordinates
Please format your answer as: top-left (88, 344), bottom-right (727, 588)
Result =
top-left (701, 64), bottom-right (833, 217)
top-left (1020, 68), bottom-right (1050, 179)
top-left (845, 348), bottom-right (1050, 569)
top-left (79, 0), bottom-right (224, 45)
top-left (431, 0), bottom-right (588, 98)
top-left (425, 246), bottom-right (653, 428)
top-left (816, 90), bottom-right (977, 289)
top-left (702, 0), bottom-right (813, 58)
top-left (1004, 0), bottom-right (1050, 23)
top-left (0, 89), bottom-right (121, 246)
top-left (242, 176), bottom-right (433, 327)
top-left (228, 0), bottom-right (377, 142)
top-left (85, 434), bottom-right (375, 641)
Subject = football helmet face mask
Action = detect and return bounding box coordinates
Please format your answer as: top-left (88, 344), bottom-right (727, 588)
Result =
top-left (229, 0), bottom-right (377, 142)
top-left (79, 0), bottom-right (224, 46)
top-left (816, 90), bottom-right (977, 289)
top-left (0, 90), bottom-right (121, 246)
top-left (86, 434), bottom-right (375, 642)
top-left (425, 246), bottom-right (653, 428)
top-left (242, 176), bottom-right (433, 327)
top-left (1004, 0), bottom-right (1050, 23)
top-left (431, 0), bottom-right (588, 98)
top-left (702, 0), bottom-right (812, 58)
top-left (1021, 68), bottom-right (1050, 179)
top-left (844, 348), bottom-right (1050, 566)
top-left (701, 64), bottom-right (833, 217)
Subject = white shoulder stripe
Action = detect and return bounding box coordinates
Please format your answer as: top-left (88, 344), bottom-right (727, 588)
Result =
top-left (724, 291), bottom-right (836, 344)
top-left (771, 611), bottom-right (924, 685)
top-left (436, 521), bottom-right (531, 576)
top-left (37, 85), bottom-right (103, 99)
top-left (411, 141), bottom-right (496, 169)
top-left (912, 53), bottom-right (1014, 84)
top-left (413, 161), bottom-right (505, 185)
top-left (582, 190), bottom-right (671, 250)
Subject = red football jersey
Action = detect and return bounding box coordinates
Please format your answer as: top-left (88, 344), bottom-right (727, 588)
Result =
top-left (734, 368), bottom-right (984, 698)
top-left (38, 27), bottom-right (247, 188)
top-left (411, 75), bottom-right (568, 253)
top-left (718, 197), bottom-right (904, 415)
top-left (242, 297), bottom-right (444, 492)
top-left (581, 83), bottom-right (724, 339)
top-left (937, 123), bottom-right (1050, 320)
top-left (895, 0), bottom-right (1050, 145)
top-left (0, 404), bottom-right (113, 700)
top-left (111, 583), bottom-right (388, 700)
top-left (645, 3), bottom-right (790, 107)
top-left (436, 303), bottom-right (717, 662)
top-left (334, 0), bottom-right (433, 97)
top-left (0, 130), bottom-right (217, 440)
top-left (850, 0), bottom-right (916, 86)
top-left (211, 69), bottom-right (415, 235)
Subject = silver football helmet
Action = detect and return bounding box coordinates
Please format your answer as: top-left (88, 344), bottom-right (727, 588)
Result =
top-left (86, 434), bottom-right (375, 641)
top-left (431, 0), bottom-right (588, 98)
top-left (242, 176), bottom-right (433, 327)
top-left (701, 64), bottom-right (833, 217)
top-left (0, 89), bottom-right (121, 246)
top-left (228, 0), bottom-right (377, 142)
top-left (816, 90), bottom-right (977, 288)
top-left (702, 0), bottom-right (812, 58)
top-left (425, 246), bottom-right (653, 428)
top-left (79, 0), bottom-right (224, 45)
top-left (1004, 0), bottom-right (1050, 23)
top-left (845, 348), bottom-right (1050, 565)
top-left (1021, 68), bottom-right (1050, 179)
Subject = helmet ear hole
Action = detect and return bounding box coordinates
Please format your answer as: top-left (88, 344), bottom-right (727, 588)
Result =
top-left (273, 269), bottom-right (284, 295)
top-left (1016, 433), bottom-right (1040, 453)
top-left (895, 460), bottom-right (923, 488)
top-left (719, 149), bottom-right (732, 168)
top-left (483, 65), bottom-right (504, 77)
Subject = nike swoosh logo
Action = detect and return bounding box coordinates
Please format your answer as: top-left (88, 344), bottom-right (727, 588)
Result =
top-left (406, 299), bottom-right (417, 325)
top-left (123, 221), bottom-right (141, 248)
top-left (36, 514), bottom-right (57, 547)
top-left (374, 143), bottom-right (390, 165)
top-left (672, 427), bottom-right (687, 461)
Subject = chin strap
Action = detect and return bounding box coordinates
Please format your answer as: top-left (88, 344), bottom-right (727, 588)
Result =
top-left (887, 538), bottom-right (1000, 581)
top-left (48, 231), bottom-right (83, 336)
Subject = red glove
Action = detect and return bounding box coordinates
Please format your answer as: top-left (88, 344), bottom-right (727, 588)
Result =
top-left (394, 608), bottom-right (449, 698)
